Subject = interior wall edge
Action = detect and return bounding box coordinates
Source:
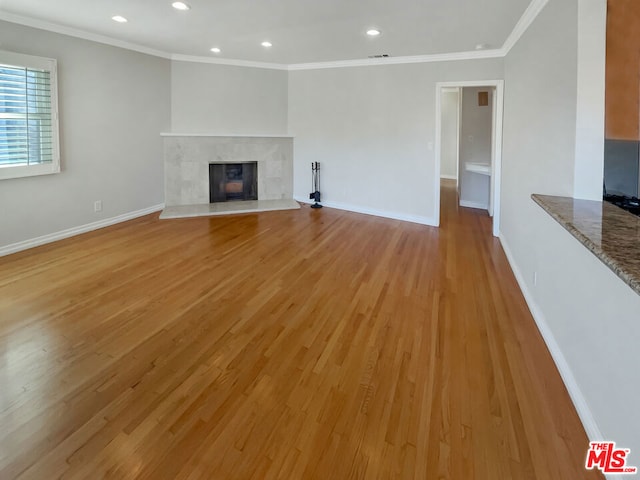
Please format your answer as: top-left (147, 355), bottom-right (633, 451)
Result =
top-left (498, 230), bottom-right (605, 443)
top-left (0, 203), bottom-right (165, 257)
top-left (294, 196), bottom-right (437, 227)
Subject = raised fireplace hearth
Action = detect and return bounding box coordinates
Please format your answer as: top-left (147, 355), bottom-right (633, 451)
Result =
top-left (210, 162), bottom-right (257, 202)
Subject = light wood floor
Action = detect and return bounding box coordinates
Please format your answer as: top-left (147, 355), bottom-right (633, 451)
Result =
top-left (0, 182), bottom-right (602, 480)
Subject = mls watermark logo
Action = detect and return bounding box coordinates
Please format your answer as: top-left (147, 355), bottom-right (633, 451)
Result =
top-left (585, 442), bottom-right (637, 474)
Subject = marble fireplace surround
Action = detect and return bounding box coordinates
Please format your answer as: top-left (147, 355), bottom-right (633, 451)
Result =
top-left (162, 134), bottom-right (294, 207)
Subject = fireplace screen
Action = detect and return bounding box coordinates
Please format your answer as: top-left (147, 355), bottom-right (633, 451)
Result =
top-left (209, 162), bottom-right (258, 202)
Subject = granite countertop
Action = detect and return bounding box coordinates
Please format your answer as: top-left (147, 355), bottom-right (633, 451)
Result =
top-left (532, 194), bottom-right (640, 296)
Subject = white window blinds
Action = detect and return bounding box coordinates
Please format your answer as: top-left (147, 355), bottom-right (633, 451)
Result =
top-left (0, 51), bottom-right (59, 180)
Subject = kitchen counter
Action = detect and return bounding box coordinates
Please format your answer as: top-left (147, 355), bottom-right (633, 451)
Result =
top-left (532, 194), bottom-right (640, 296)
top-left (465, 162), bottom-right (491, 176)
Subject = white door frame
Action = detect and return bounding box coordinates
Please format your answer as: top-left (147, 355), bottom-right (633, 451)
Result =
top-left (440, 87), bottom-right (461, 184)
top-left (434, 80), bottom-right (504, 237)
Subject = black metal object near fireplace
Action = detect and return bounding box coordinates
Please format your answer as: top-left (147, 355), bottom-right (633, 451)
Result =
top-left (209, 162), bottom-right (258, 203)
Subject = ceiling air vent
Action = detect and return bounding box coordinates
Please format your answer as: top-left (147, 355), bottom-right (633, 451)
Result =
top-left (368, 54), bottom-right (390, 58)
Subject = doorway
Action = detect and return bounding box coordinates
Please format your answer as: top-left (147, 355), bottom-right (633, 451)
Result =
top-left (434, 80), bottom-right (504, 237)
top-left (439, 87), bottom-right (461, 186)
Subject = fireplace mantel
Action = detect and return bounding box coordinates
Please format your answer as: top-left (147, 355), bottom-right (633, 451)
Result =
top-left (163, 135), bottom-right (294, 207)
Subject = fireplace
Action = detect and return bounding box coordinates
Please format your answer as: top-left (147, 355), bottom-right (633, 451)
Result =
top-left (209, 162), bottom-right (258, 203)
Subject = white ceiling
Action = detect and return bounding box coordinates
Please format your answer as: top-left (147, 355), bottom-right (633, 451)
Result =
top-left (0, 0), bottom-right (532, 65)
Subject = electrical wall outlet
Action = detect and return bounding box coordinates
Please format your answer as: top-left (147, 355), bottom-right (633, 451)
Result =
top-left (94, 200), bottom-right (103, 213)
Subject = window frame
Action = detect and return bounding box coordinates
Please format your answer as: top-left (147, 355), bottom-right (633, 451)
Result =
top-left (0, 50), bottom-right (60, 181)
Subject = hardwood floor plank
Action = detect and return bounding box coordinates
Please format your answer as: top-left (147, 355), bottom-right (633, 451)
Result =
top-left (0, 184), bottom-right (603, 479)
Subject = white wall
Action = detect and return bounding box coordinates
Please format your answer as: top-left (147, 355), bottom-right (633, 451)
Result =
top-left (501, 0), bottom-right (640, 458)
top-left (459, 87), bottom-right (492, 209)
top-left (288, 59), bottom-right (503, 224)
top-left (0, 21), bottom-right (170, 250)
top-left (502, 0), bottom-right (577, 265)
top-left (440, 90), bottom-right (459, 179)
top-left (526, 206), bottom-right (640, 456)
top-left (171, 61), bottom-right (288, 134)
top-left (574, 0), bottom-right (607, 200)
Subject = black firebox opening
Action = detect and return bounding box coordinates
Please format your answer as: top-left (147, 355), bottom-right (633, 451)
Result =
top-left (209, 162), bottom-right (258, 203)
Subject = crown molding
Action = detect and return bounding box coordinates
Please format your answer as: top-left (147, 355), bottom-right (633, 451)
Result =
top-left (0, 0), bottom-right (549, 71)
top-left (171, 53), bottom-right (288, 70)
top-left (160, 132), bottom-right (293, 138)
top-left (502, 0), bottom-right (550, 54)
top-left (287, 48), bottom-right (504, 71)
top-left (0, 11), bottom-right (171, 59)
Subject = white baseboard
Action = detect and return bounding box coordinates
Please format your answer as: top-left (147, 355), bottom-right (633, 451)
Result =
top-left (440, 174), bottom-right (457, 180)
top-left (294, 196), bottom-right (436, 226)
top-left (0, 203), bottom-right (165, 257)
top-left (459, 199), bottom-right (488, 210)
top-left (498, 232), bottom-right (604, 444)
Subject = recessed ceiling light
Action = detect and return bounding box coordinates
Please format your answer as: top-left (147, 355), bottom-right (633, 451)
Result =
top-left (112, 15), bottom-right (128, 23)
top-left (210, 47), bottom-right (221, 53)
top-left (366, 29), bottom-right (381, 36)
top-left (172, 2), bottom-right (191, 11)
top-left (261, 41), bottom-right (273, 48)
top-left (475, 43), bottom-right (489, 50)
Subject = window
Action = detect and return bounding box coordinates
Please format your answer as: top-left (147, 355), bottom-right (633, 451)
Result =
top-left (0, 51), bottom-right (59, 180)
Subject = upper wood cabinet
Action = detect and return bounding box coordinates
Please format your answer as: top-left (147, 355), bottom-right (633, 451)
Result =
top-left (605, 0), bottom-right (640, 141)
